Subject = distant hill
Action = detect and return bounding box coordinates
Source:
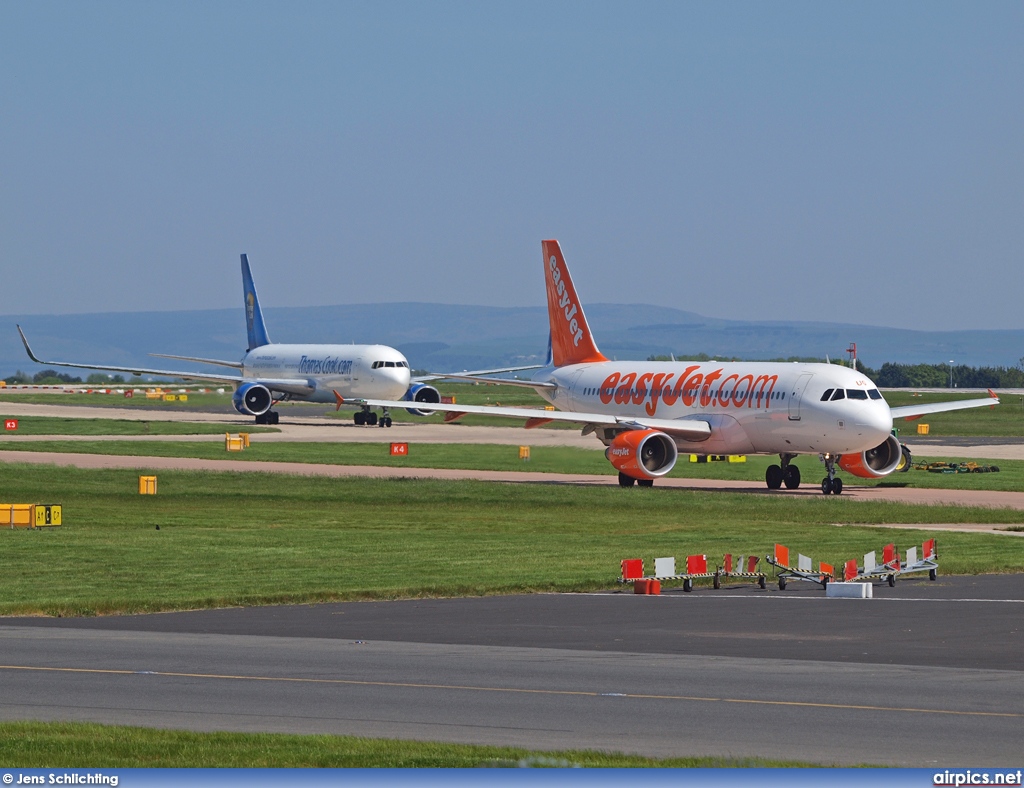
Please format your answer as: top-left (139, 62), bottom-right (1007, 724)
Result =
top-left (3, 303), bottom-right (1022, 379)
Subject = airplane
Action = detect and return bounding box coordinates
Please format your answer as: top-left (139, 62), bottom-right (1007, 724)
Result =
top-left (347, 239), bottom-right (1001, 493)
top-left (17, 254), bottom-right (533, 427)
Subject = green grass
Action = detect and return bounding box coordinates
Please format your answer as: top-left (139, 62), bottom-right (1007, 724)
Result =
top-left (1, 462), bottom-right (1023, 617)
top-left (2, 438), bottom-right (1022, 491)
top-left (0, 721), bottom-right (807, 767)
top-left (0, 416), bottom-right (278, 436)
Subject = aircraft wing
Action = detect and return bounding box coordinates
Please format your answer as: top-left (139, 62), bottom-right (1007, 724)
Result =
top-left (17, 325), bottom-right (313, 395)
top-left (149, 353), bottom-right (243, 369)
top-left (345, 396), bottom-right (712, 441)
top-left (419, 373), bottom-right (556, 389)
top-left (889, 390), bottom-right (1000, 420)
top-left (412, 364), bottom-right (545, 385)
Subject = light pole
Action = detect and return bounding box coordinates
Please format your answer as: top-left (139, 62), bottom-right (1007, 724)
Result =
top-left (949, 360), bottom-right (954, 389)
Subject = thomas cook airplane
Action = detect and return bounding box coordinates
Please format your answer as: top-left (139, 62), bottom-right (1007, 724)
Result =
top-left (350, 240), bottom-right (1000, 493)
top-left (17, 254), bottom-right (532, 427)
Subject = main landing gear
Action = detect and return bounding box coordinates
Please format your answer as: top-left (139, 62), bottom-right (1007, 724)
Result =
top-left (354, 406), bottom-right (392, 427)
top-left (820, 454), bottom-right (843, 495)
top-left (254, 410), bottom-right (279, 425)
top-left (618, 472), bottom-right (654, 488)
top-left (765, 454), bottom-right (801, 490)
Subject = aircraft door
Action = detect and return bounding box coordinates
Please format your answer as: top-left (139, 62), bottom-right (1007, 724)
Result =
top-left (565, 368), bottom-right (588, 410)
top-left (788, 373), bottom-right (813, 421)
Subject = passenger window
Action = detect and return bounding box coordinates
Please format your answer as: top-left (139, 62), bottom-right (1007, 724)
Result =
top-left (847, 389), bottom-right (868, 400)
top-left (820, 389), bottom-right (834, 401)
top-left (831, 389), bottom-right (846, 401)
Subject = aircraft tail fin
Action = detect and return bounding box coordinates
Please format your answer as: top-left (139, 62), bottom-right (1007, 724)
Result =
top-left (241, 254), bottom-right (271, 351)
top-left (541, 240), bottom-right (606, 367)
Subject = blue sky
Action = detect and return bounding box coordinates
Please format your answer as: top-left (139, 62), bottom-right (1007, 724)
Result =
top-left (2, 1), bottom-right (1021, 330)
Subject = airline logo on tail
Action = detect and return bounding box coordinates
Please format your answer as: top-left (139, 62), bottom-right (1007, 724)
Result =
top-left (542, 240), bottom-right (606, 367)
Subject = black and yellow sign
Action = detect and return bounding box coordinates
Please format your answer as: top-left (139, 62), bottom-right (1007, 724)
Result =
top-left (34, 504), bottom-right (62, 527)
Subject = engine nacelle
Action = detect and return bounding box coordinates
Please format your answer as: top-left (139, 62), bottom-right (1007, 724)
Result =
top-left (403, 382), bottom-right (441, 416)
top-left (838, 434), bottom-right (904, 479)
top-left (604, 429), bottom-right (678, 481)
top-left (232, 382), bottom-right (273, 416)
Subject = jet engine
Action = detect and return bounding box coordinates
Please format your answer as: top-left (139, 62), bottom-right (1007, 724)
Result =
top-left (403, 382), bottom-right (441, 416)
top-left (604, 429), bottom-right (678, 481)
top-left (838, 434), bottom-right (904, 479)
top-left (232, 382), bottom-right (273, 416)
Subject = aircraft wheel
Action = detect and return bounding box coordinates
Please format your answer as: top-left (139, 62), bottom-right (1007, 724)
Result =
top-left (832, 478), bottom-right (843, 495)
top-left (637, 478), bottom-right (654, 488)
top-left (765, 464), bottom-right (784, 489)
top-left (385, 417), bottom-right (393, 427)
top-left (783, 465), bottom-right (801, 489)
top-left (367, 412), bottom-right (378, 426)
top-left (270, 411), bottom-right (279, 425)
top-left (618, 472), bottom-right (636, 488)
top-left (821, 477), bottom-right (832, 495)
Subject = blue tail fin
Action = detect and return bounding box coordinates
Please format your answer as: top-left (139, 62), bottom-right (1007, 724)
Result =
top-left (241, 254), bottom-right (271, 351)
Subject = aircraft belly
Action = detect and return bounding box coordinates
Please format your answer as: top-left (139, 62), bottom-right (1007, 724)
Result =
top-left (674, 414), bottom-right (755, 455)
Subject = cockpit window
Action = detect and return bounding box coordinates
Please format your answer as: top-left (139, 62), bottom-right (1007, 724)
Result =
top-left (820, 389), bottom-right (834, 402)
top-left (830, 389), bottom-right (846, 401)
top-left (868, 389), bottom-right (882, 400)
top-left (846, 389), bottom-right (868, 400)
top-left (385, 361), bottom-right (395, 367)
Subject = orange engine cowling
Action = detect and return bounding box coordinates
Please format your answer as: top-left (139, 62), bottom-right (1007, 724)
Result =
top-left (604, 429), bottom-right (678, 481)
top-left (838, 434), bottom-right (904, 479)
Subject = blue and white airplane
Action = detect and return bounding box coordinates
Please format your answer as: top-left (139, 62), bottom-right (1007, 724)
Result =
top-left (17, 254), bottom-right (526, 426)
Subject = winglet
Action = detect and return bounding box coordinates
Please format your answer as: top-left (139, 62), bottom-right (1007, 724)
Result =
top-left (241, 254), bottom-right (271, 351)
top-left (333, 389), bottom-right (345, 411)
top-left (16, 325), bottom-right (44, 364)
top-left (541, 240), bottom-right (607, 367)
top-left (989, 389), bottom-right (1000, 407)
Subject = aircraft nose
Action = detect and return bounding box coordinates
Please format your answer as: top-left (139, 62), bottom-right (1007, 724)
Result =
top-left (855, 402), bottom-right (893, 440)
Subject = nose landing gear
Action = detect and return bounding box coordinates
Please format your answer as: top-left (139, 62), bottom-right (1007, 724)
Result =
top-left (820, 454), bottom-right (843, 494)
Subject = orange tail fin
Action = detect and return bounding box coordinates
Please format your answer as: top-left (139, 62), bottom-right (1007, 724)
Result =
top-left (541, 240), bottom-right (607, 367)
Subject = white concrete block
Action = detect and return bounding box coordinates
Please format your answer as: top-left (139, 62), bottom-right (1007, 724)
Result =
top-left (826, 582), bottom-right (872, 599)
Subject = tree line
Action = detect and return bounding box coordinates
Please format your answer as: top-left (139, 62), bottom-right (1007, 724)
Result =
top-left (647, 355), bottom-right (1024, 388)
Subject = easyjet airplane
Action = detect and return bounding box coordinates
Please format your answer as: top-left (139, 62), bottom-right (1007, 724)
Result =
top-left (17, 254), bottom-right (533, 427)
top-left (351, 240), bottom-right (1000, 493)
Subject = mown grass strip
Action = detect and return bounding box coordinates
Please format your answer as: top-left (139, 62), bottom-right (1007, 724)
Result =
top-left (0, 416), bottom-right (277, 436)
top-left (3, 438), bottom-right (1024, 491)
top-left (0, 721), bottom-right (811, 767)
top-left (1, 462), bottom-right (1023, 616)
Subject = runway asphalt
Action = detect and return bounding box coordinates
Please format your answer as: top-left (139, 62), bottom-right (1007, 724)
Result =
top-left (2, 577), bottom-right (1022, 765)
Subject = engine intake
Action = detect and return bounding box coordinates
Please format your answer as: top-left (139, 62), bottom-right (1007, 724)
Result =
top-left (403, 382), bottom-right (441, 416)
top-left (838, 434), bottom-right (904, 479)
top-left (604, 429), bottom-right (678, 481)
top-left (232, 382), bottom-right (273, 416)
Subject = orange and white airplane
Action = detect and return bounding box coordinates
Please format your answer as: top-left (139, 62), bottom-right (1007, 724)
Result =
top-left (352, 240), bottom-right (1000, 494)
